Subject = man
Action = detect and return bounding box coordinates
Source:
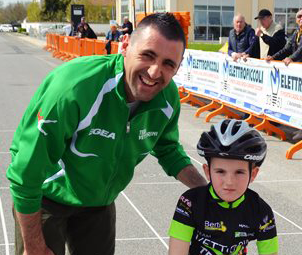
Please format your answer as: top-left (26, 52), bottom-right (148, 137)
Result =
top-left (120, 16), bottom-right (133, 35)
top-left (228, 14), bottom-right (259, 61)
top-left (254, 9), bottom-right (286, 59)
top-left (105, 23), bottom-right (122, 54)
top-left (76, 16), bottom-right (86, 33)
top-left (266, 9), bottom-right (302, 66)
top-left (7, 13), bottom-right (206, 255)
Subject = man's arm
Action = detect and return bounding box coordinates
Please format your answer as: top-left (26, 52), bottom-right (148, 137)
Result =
top-left (16, 211), bottom-right (54, 255)
top-left (176, 164), bottom-right (207, 188)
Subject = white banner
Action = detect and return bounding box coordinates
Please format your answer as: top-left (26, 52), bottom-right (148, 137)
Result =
top-left (174, 49), bottom-right (302, 129)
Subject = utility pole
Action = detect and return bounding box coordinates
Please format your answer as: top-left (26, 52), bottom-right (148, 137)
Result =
top-left (132, 0), bottom-right (136, 28)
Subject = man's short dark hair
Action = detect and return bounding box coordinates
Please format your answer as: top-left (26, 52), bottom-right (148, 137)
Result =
top-left (132, 12), bottom-right (186, 50)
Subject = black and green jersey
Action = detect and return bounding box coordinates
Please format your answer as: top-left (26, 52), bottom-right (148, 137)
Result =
top-left (7, 54), bottom-right (191, 214)
top-left (169, 184), bottom-right (278, 255)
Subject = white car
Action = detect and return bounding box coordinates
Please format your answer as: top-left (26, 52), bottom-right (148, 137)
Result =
top-left (0, 24), bottom-right (13, 32)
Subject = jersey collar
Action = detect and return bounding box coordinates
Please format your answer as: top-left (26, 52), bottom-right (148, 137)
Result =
top-left (209, 185), bottom-right (245, 209)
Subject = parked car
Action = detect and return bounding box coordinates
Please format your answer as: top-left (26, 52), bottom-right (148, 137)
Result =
top-left (0, 24), bottom-right (13, 32)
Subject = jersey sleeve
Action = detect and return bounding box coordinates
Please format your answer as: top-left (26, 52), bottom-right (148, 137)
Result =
top-left (6, 69), bottom-right (80, 214)
top-left (256, 198), bottom-right (279, 254)
top-left (168, 189), bottom-right (196, 242)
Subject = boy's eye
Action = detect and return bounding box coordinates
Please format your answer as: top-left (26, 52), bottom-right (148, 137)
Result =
top-left (236, 170), bottom-right (247, 175)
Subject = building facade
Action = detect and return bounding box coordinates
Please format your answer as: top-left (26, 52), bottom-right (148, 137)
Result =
top-left (115, 0), bottom-right (302, 42)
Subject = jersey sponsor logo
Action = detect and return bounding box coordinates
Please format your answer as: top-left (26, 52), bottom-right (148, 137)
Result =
top-left (219, 152), bottom-right (229, 156)
top-left (244, 154), bottom-right (264, 161)
top-left (205, 221), bottom-right (227, 232)
top-left (239, 224), bottom-right (250, 229)
top-left (235, 231), bottom-right (255, 238)
top-left (89, 128), bottom-right (116, 140)
top-left (180, 196), bottom-right (192, 207)
top-left (259, 215), bottom-right (275, 232)
top-left (37, 109), bottom-right (57, 136)
top-left (138, 129), bottom-right (158, 140)
top-left (176, 207), bottom-right (190, 217)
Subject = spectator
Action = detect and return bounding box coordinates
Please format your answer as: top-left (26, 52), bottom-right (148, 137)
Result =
top-left (254, 9), bottom-right (286, 59)
top-left (120, 16), bottom-right (133, 35)
top-left (105, 24), bottom-right (122, 54)
top-left (76, 25), bottom-right (85, 38)
top-left (83, 23), bottom-right (97, 39)
top-left (77, 16), bottom-right (86, 32)
top-left (7, 13), bottom-right (206, 255)
top-left (266, 9), bottom-right (302, 66)
top-left (228, 14), bottom-right (259, 61)
top-left (63, 21), bottom-right (75, 36)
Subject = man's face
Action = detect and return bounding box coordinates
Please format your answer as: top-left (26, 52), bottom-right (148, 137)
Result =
top-left (296, 11), bottom-right (302, 28)
top-left (234, 16), bottom-right (245, 33)
top-left (122, 26), bottom-right (184, 102)
top-left (111, 25), bottom-right (117, 32)
top-left (259, 15), bottom-right (272, 29)
top-left (203, 158), bottom-right (258, 202)
top-left (81, 18), bottom-right (85, 23)
top-left (124, 18), bottom-right (129, 24)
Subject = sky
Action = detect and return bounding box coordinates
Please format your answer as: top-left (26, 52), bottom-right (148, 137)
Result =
top-left (2, 0), bottom-right (30, 7)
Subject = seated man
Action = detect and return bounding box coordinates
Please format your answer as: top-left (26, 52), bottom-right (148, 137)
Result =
top-left (105, 24), bottom-right (122, 54)
top-left (254, 9), bottom-right (286, 59)
top-left (228, 14), bottom-right (259, 61)
top-left (266, 9), bottom-right (302, 66)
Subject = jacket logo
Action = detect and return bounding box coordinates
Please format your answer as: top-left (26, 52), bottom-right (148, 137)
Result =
top-left (37, 109), bottom-right (57, 136)
top-left (259, 215), bottom-right (275, 232)
top-left (139, 129), bottom-right (158, 140)
top-left (89, 128), bottom-right (116, 140)
top-left (205, 221), bottom-right (227, 232)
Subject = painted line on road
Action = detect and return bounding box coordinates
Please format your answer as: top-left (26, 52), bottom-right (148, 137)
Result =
top-left (0, 198), bottom-right (10, 255)
top-left (273, 209), bottom-right (302, 232)
top-left (0, 130), bottom-right (14, 132)
top-left (121, 191), bottom-right (168, 250)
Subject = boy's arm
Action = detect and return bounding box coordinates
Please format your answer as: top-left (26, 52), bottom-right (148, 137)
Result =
top-left (168, 237), bottom-right (190, 255)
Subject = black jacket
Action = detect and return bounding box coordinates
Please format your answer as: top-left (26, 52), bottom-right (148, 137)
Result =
top-left (228, 24), bottom-right (259, 58)
top-left (260, 29), bottom-right (286, 57)
top-left (273, 29), bottom-right (302, 62)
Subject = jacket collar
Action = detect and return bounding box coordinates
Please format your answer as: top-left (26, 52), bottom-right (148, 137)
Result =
top-left (209, 184), bottom-right (245, 209)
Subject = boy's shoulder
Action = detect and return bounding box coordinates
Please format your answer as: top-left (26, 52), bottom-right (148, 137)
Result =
top-left (245, 188), bottom-right (273, 212)
top-left (181, 185), bottom-right (209, 204)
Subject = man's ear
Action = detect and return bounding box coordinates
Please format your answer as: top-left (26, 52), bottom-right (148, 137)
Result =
top-left (203, 164), bottom-right (211, 182)
top-left (121, 34), bottom-right (130, 56)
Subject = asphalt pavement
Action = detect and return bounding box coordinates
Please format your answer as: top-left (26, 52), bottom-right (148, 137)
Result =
top-left (0, 33), bottom-right (301, 255)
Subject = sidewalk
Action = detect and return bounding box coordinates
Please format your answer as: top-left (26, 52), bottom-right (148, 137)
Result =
top-left (8, 32), bottom-right (46, 48)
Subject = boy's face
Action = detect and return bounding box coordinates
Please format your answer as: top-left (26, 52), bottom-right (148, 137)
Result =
top-left (203, 157), bottom-right (259, 202)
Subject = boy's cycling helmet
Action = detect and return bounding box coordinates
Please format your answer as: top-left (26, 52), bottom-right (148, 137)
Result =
top-left (197, 119), bottom-right (267, 166)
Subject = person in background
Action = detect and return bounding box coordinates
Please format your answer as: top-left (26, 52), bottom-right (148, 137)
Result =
top-left (63, 20), bottom-right (75, 36)
top-left (266, 9), bottom-right (302, 66)
top-left (254, 9), bottom-right (286, 59)
top-left (228, 14), bottom-right (259, 61)
top-left (120, 16), bottom-right (133, 35)
top-left (105, 24), bottom-right (122, 54)
top-left (77, 16), bottom-right (86, 32)
top-left (83, 23), bottom-right (97, 39)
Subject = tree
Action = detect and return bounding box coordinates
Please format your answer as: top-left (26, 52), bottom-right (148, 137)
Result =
top-left (27, 1), bottom-right (41, 22)
top-left (40, 0), bottom-right (71, 22)
top-left (0, 2), bottom-right (27, 24)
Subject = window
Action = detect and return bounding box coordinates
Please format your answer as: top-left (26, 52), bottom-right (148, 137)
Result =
top-left (121, 0), bottom-right (129, 20)
top-left (135, 0), bottom-right (145, 12)
top-left (274, 0), bottom-right (302, 36)
top-left (153, 0), bottom-right (165, 12)
top-left (194, 0), bottom-right (234, 41)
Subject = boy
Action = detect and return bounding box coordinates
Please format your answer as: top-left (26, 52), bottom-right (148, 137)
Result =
top-left (168, 119), bottom-right (278, 255)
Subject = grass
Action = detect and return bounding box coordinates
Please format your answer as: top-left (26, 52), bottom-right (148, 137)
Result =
top-left (188, 42), bottom-right (223, 52)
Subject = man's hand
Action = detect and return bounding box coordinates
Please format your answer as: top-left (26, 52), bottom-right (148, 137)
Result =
top-left (177, 165), bottom-right (207, 188)
top-left (231, 52), bottom-right (243, 62)
top-left (255, 27), bottom-right (263, 37)
top-left (24, 246), bottom-right (55, 255)
top-left (241, 53), bottom-right (249, 62)
top-left (283, 57), bottom-right (293, 66)
top-left (265, 55), bottom-right (274, 62)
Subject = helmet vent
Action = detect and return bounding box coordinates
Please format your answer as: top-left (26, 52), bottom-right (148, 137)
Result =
top-left (246, 144), bottom-right (262, 153)
top-left (220, 120), bottom-right (230, 134)
top-left (238, 134), bottom-right (253, 144)
top-left (231, 121), bottom-right (242, 135)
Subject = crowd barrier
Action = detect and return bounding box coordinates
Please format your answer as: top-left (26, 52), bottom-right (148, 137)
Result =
top-left (175, 49), bottom-right (302, 159)
top-left (43, 34), bottom-right (302, 158)
top-left (44, 33), bottom-right (118, 61)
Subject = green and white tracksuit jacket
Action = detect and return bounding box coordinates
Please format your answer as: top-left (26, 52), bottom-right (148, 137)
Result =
top-left (7, 54), bottom-right (191, 214)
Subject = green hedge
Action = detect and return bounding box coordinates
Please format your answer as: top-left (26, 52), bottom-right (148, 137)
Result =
top-left (188, 43), bottom-right (222, 52)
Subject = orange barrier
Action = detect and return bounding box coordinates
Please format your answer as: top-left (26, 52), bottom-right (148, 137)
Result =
top-left (95, 40), bottom-right (107, 55)
top-left (84, 39), bottom-right (96, 56)
top-left (111, 42), bottom-right (119, 54)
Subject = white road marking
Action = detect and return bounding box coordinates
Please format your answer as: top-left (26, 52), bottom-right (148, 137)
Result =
top-left (273, 210), bottom-right (302, 231)
top-left (121, 192), bottom-right (168, 250)
top-left (0, 198), bottom-right (10, 254)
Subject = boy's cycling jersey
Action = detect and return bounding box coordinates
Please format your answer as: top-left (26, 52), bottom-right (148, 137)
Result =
top-left (169, 184), bottom-right (278, 255)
